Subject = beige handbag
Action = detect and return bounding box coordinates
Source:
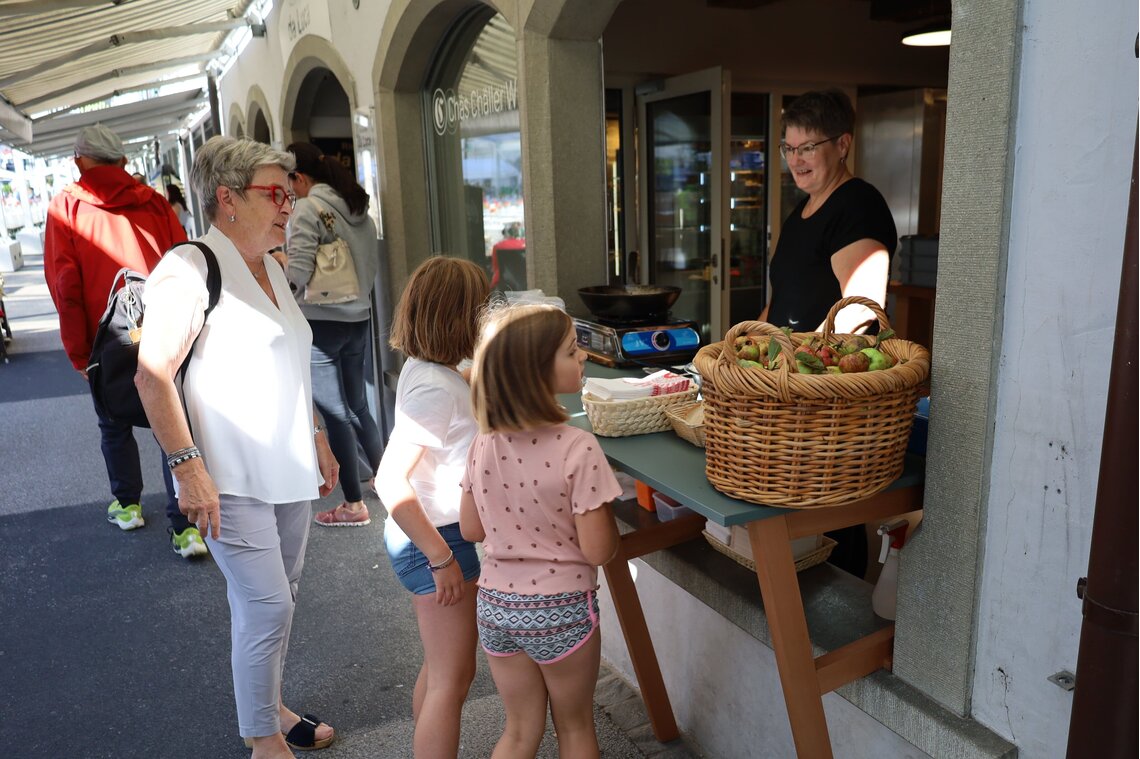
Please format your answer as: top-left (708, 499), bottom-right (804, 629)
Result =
top-left (302, 199), bottom-right (360, 305)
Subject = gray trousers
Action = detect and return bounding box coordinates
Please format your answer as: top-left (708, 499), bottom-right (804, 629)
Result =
top-left (206, 495), bottom-right (312, 738)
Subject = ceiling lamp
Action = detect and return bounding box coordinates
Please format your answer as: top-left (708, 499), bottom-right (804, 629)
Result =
top-left (902, 21), bottom-right (952, 47)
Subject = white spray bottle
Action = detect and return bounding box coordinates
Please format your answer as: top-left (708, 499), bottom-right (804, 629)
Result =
top-left (871, 519), bottom-right (910, 620)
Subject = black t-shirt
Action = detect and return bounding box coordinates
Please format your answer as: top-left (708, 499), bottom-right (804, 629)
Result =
top-left (766, 178), bottom-right (897, 332)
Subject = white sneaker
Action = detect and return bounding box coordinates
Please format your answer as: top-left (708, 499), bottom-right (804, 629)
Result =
top-left (106, 500), bottom-right (144, 531)
top-left (170, 526), bottom-right (209, 558)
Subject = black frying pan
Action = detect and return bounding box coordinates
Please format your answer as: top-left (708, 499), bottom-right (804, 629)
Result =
top-left (577, 285), bottom-right (681, 322)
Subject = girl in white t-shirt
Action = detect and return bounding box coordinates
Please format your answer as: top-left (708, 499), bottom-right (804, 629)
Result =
top-left (375, 256), bottom-right (490, 758)
top-left (460, 304), bottom-right (621, 759)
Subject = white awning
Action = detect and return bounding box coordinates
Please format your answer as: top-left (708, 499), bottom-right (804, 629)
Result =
top-left (0, 0), bottom-right (263, 157)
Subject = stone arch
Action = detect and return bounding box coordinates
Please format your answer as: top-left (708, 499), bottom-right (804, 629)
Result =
top-left (227, 102), bottom-right (246, 138)
top-left (371, 0), bottom-right (620, 293)
top-left (279, 36), bottom-right (357, 147)
top-left (245, 85), bottom-right (273, 144)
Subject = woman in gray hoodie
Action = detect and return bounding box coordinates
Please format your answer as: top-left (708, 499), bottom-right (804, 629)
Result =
top-left (286, 143), bottom-right (382, 527)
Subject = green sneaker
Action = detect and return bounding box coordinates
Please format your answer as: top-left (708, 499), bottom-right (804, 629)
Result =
top-left (170, 526), bottom-right (209, 558)
top-left (106, 500), bottom-right (144, 531)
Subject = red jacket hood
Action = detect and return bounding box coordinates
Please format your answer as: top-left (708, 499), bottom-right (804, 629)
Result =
top-left (67, 164), bottom-right (161, 210)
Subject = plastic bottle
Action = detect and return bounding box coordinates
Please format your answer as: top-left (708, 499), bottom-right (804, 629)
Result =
top-left (871, 519), bottom-right (909, 620)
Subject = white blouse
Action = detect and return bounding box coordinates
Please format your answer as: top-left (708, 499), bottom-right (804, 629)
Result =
top-left (144, 226), bottom-right (321, 503)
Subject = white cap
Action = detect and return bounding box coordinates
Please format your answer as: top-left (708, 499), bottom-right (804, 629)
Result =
top-left (74, 123), bottom-right (125, 161)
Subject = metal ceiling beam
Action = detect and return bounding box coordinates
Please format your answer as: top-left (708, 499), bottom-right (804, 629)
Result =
top-left (33, 73), bottom-right (207, 122)
top-left (23, 110), bottom-right (205, 158)
top-left (0, 96), bottom-right (32, 142)
top-left (0, 0), bottom-right (140, 17)
top-left (21, 52), bottom-right (219, 110)
top-left (29, 91), bottom-right (205, 142)
top-left (0, 20), bottom-right (249, 90)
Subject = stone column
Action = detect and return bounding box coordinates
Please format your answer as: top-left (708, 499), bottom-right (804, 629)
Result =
top-left (515, 31), bottom-right (609, 305)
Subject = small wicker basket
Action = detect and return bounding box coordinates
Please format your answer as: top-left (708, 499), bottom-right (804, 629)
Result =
top-left (693, 296), bottom-right (930, 509)
top-left (664, 400), bottom-right (706, 447)
top-left (582, 387), bottom-right (700, 438)
top-left (702, 532), bottom-right (838, 573)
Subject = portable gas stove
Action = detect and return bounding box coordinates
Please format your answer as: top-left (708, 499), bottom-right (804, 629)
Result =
top-left (573, 317), bottom-right (701, 368)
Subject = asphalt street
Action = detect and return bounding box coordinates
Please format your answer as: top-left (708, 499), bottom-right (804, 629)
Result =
top-left (0, 248), bottom-right (697, 759)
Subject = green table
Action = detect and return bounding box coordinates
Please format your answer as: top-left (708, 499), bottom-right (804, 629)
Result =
top-left (566, 364), bottom-right (925, 758)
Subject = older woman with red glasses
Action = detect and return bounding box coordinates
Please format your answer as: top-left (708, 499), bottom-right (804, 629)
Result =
top-left (136, 136), bottom-right (339, 758)
top-left (761, 89), bottom-right (897, 336)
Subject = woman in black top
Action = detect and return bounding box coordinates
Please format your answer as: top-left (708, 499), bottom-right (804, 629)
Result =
top-left (762, 90), bottom-right (898, 577)
top-left (762, 90), bottom-right (897, 335)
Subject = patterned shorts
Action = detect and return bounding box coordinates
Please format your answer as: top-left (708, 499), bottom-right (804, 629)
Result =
top-left (476, 587), bottom-right (599, 664)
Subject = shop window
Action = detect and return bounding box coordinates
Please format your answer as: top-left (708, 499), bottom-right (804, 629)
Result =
top-left (423, 8), bottom-right (523, 292)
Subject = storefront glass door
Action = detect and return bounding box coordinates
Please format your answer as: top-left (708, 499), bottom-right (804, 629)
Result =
top-left (422, 10), bottom-right (524, 292)
top-left (636, 68), bottom-right (729, 342)
top-left (728, 92), bottom-right (770, 325)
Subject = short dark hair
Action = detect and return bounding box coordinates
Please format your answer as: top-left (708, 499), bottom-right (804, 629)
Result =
top-left (471, 305), bottom-right (572, 433)
top-left (389, 256), bottom-right (490, 366)
top-left (782, 89), bottom-right (856, 138)
top-left (286, 142), bottom-right (370, 216)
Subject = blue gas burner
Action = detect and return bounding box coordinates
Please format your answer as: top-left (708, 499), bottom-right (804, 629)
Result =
top-left (573, 317), bottom-right (701, 368)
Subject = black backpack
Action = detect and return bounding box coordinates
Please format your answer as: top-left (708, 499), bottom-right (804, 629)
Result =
top-left (86, 241), bottom-right (221, 428)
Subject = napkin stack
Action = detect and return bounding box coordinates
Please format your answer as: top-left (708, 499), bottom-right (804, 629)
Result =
top-left (583, 370), bottom-right (692, 401)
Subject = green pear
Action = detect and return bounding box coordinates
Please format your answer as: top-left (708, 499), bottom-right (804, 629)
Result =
top-left (859, 347), bottom-right (895, 371)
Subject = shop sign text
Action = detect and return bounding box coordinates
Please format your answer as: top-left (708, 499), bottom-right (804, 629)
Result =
top-left (432, 79), bottom-right (518, 136)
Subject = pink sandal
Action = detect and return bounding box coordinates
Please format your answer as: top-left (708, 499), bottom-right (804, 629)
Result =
top-left (314, 503), bottom-right (371, 527)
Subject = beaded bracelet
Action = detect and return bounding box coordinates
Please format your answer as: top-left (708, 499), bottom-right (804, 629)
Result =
top-left (166, 446), bottom-right (202, 470)
top-left (428, 551), bottom-right (456, 573)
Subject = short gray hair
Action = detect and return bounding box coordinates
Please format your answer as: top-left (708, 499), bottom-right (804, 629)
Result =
top-left (190, 136), bottom-right (296, 223)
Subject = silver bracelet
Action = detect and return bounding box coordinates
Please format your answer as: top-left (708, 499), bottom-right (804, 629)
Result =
top-left (313, 423), bottom-right (326, 435)
top-left (166, 446), bottom-right (202, 470)
top-left (428, 551), bottom-right (456, 573)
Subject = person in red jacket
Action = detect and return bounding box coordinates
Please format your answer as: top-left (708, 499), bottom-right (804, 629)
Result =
top-left (43, 123), bottom-right (207, 559)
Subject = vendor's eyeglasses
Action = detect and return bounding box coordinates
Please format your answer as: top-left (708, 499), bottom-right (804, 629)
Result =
top-left (242, 185), bottom-right (297, 209)
top-left (779, 135), bottom-right (839, 160)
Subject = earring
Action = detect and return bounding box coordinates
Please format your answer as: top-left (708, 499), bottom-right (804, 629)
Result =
top-left (228, 214), bottom-right (236, 223)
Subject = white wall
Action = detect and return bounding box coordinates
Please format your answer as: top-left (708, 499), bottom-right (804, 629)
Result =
top-left (216, 0), bottom-right (392, 143)
top-left (597, 562), bottom-right (933, 759)
top-left (217, 8), bottom-right (286, 141)
top-left (971, 0), bottom-right (1137, 755)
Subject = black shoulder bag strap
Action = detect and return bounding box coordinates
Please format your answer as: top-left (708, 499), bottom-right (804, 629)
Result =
top-left (175, 241), bottom-right (222, 386)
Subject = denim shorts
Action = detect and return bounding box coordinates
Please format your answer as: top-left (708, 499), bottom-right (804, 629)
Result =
top-left (384, 521), bottom-right (480, 595)
top-left (476, 587), bottom-right (599, 664)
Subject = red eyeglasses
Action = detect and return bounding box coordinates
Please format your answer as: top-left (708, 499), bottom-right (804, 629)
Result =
top-left (242, 185), bottom-right (297, 209)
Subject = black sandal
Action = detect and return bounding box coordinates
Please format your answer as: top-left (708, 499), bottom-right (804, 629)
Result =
top-left (284, 714), bottom-right (335, 751)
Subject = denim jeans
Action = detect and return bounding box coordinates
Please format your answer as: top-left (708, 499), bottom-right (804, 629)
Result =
top-left (93, 393), bottom-right (186, 529)
top-left (309, 319), bottom-right (383, 503)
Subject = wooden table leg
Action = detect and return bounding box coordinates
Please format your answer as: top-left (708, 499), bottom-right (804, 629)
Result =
top-left (748, 517), bottom-right (834, 759)
top-left (603, 552), bottom-right (680, 742)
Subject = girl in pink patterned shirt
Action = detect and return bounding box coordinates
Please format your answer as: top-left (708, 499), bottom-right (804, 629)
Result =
top-left (460, 304), bottom-right (621, 759)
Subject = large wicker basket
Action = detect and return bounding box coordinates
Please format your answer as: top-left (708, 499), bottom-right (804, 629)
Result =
top-left (583, 387), bottom-right (700, 438)
top-left (692, 296), bottom-right (930, 508)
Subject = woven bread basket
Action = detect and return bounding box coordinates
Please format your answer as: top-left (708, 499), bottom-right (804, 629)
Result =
top-left (692, 296), bottom-right (930, 508)
top-left (582, 387), bottom-right (700, 438)
top-left (664, 400), bottom-right (706, 447)
top-left (703, 532), bottom-right (838, 573)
